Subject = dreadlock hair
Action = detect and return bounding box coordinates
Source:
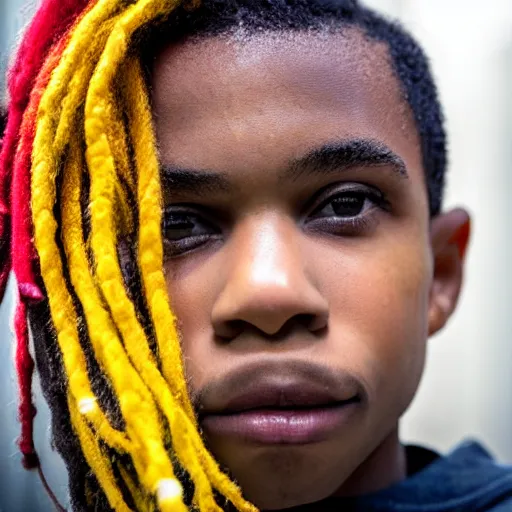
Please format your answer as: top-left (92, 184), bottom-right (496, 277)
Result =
top-left (0, 0), bottom-right (446, 510)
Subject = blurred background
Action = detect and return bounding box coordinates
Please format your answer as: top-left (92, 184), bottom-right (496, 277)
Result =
top-left (1, 0), bottom-right (511, 510)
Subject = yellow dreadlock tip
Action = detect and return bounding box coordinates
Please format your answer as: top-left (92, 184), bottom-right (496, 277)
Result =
top-left (156, 478), bottom-right (183, 504)
top-left (78, 397), bottom-right (98, 414)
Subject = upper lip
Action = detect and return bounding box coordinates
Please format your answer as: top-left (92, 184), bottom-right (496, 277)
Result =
top-left (211, 383), bottom-right (358, 415)
top-left (194, 359), bottom-right (364, 417)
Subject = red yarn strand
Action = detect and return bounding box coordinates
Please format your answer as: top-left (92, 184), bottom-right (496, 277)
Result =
top-left (11, 35), bottom-right (71, 304)
top-left (4, 0), bottom-right (94, 474)
top-left (14, 295), bottom-right (38, 469)
top-left (0, 0), bottom-right (91, 303)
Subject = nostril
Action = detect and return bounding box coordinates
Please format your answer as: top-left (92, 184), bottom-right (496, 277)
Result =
top-left (296, 313), bottom-right (316, 329)
top-left (215, 319), bottom-right (246, 342)
top-left (300, 312), bottom-right (329, 333)
top-left (216, 314), bottom-right (328, 343)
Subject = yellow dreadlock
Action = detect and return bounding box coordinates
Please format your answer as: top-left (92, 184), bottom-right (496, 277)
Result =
top-left (31, 0), bottom-right (259, 510)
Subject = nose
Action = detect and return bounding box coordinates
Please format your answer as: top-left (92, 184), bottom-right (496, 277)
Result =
top-left (211, 216), bottom-right (329, 339)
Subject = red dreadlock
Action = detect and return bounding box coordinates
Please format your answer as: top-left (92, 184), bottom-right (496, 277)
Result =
top-left (0, 0), bottom-right (92, 469)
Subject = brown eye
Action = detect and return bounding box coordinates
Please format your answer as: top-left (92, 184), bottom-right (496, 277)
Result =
top-left (305, 185), bottom-right (388, 237)
top-left (329, 192), bottom-right (367, 217)
top-left (310, 190), bottom-right (378, 221)
top-left (162, 209), bottom-right (220, 257)
top-left (163, 213), bottom-right (202, 240)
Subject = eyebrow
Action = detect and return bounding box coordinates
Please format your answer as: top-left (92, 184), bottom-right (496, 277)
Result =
top-left (283, 138), bottom-right (408, 183)
top-left (160, 138), bottom-right (408, 196)
top-left (160, 167), bottom-right (234, 196)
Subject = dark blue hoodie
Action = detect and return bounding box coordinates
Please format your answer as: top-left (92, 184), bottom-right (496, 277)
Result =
top-left (287, 441), bottom-right (512, 511)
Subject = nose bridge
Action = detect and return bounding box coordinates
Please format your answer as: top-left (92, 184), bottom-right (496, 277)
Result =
top-left (247, 216), bottom-right (300, 292)
top-left (230, 213), bottom-right (309, 305)
top-left (212, 214), bottom-right (329, 337)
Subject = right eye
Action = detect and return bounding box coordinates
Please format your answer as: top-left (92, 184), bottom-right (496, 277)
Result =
top-left (162, 208), bottom-right (221, 257)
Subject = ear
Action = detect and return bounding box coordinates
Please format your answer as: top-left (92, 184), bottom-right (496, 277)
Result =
top-left (428, 208), bottom-right (471, 336)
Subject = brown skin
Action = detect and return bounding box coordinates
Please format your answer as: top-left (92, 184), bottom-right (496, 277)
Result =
top-left (151, 30), bottom-right (470, 510)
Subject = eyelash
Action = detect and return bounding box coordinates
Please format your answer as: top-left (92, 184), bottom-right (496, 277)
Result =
top-left (162, 208), bottom-right (222, 258)
top-left (304, 184), bottom-right (388, 236)
top-left (162, 184), bottom-right (389, 258)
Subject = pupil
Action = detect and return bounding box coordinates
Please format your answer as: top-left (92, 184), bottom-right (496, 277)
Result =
top-left (163, 215), bottom-right (195, 239)
top-left (332, 194), bottom-right (365, 217)
top-left (164, 214), bottom-right (194, 229)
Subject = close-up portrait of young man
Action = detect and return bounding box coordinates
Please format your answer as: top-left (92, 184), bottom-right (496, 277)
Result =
top-left (0, 0), bottom-right (511, 511)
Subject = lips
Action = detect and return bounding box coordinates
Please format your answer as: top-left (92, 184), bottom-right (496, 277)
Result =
top-left (200, 393), bottom-right (360, 445)
top-left (195, 360), bottom-right (365, 445)
top-left (201, 382), bottom-right (357, 416)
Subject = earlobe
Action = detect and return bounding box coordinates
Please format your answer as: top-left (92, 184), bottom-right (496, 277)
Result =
top-left (428, 289), bottom-right (455, 336)
top-left (428, 208), bottom-right (471, 336)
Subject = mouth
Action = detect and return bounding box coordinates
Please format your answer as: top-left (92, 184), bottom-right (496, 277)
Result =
top-left (199, 386), bottom-right (362, 445)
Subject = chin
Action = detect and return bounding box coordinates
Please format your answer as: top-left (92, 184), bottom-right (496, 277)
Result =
top-left (249, 487), bottom-right (329, 511)
top-left (212, 442), bottom-right (349, 510)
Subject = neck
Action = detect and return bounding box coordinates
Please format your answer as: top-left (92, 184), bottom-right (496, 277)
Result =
top-left (333, 428), bottom-right (407, 497)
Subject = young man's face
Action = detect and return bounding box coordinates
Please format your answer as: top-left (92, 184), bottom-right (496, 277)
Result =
top-left (152, 30), bottom-right (469, 510)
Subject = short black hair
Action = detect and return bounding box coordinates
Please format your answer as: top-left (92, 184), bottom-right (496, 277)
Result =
top-left (143, 0), bottom-right (446, 216)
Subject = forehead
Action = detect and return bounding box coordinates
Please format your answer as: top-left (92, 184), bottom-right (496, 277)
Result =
top-left (151, 29), bottom-right (422, 183)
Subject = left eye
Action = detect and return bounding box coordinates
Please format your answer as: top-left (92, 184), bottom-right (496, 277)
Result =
top-left (311, 188), bottom-right (383, 219)
top-left (314, 191), bottom-right (370, 219)
top-left (305, 186), bottom-right (387, 235)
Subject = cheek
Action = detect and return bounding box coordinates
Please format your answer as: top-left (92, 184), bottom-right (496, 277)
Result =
top-left (316, 233), bottom-right (432, 399)
top-left (164, 259), bottom-right (221, 387)
top-left (165, 223), bottom-right (433, 406)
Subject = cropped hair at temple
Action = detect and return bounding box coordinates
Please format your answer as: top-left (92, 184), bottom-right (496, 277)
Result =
top-left (0, 0), bottom-right (445, 510)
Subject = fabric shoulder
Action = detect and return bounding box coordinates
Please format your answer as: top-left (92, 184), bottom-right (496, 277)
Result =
top-left (487, 496), bottom-right (512, 512)
top-left (405, 441), bottom-right (512, 511)
top-left (354, 440), bottom-right (512, 511)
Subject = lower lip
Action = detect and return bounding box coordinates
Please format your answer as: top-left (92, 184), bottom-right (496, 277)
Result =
top-left (200, 402), bottom-right (359, 445)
